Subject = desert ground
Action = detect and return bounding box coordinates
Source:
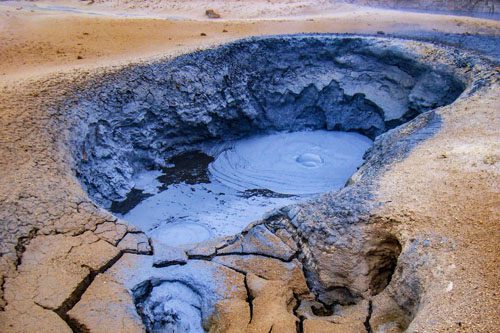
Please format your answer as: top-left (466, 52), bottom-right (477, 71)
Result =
top-left (0, 1), bottom-right (498, 332)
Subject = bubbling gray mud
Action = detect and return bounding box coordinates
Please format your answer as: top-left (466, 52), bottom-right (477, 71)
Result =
top-left (138, 281), bottom-right (204, 333)
top-left (209, 130), bottom-right (372, 195)
top-left (121, 130), bottom-right (372, 246)
top-left (71, 35), bottom-right (465, 212)
top-left (67, 35), bottom-right (468, 333)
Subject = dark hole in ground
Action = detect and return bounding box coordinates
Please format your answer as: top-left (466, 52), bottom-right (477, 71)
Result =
top-left (311, 303), bottom-right (334, 316)
top-left (367, 236), bottom-right (403, 295)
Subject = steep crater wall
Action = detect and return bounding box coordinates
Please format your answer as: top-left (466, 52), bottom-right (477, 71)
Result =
top-left (69, 35), bottom-right (465, 208)
top-left (59, 35), bottom-right (483, 332)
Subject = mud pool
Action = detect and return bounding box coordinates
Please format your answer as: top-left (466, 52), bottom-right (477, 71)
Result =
top-left (65, 35), bottom-right (470, 333)
top-left (115, 130), bottom-right (372, 246)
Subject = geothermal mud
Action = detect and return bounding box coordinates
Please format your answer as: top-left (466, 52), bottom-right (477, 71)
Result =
top-left (61, 35), bottom-right (475, 332)
top-left (118, 130), bottom-right (372, 247)
top-left (71, 35), bottom-right (464, 209)
top-left (1, 33), bottom-right (497, 333)
top-left (208, 130), bottom-right (373, 195)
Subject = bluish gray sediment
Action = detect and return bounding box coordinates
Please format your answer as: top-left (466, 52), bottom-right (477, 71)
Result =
top-left (63, 34), bottom-right (489, 332)
top-left (69, 35), bottom-right (465, 208)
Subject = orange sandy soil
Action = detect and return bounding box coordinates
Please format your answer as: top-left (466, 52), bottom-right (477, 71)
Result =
top-left (1, 1), bottom-right (499, 81)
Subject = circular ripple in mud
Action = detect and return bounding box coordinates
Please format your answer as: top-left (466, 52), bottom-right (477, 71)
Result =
top-left (209, 130), bottom-right (373, 195)
top-left (153, 222), bottom-right (212, 247)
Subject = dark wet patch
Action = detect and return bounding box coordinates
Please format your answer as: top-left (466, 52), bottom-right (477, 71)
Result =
top-left (110, 188), bottom-right (153, 215)
top-left (158, 150), bottom-right (214, 191)
top-left (239, 189), bottom-right (297, 199)
top-left (110, 151), bottom-right (214, 214)
top-left (109, 150), bottom-right (301, 215)
top-left (311, 303), bottom-right (334, 317)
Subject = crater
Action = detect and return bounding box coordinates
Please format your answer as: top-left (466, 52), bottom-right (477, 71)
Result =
top-left (68, 35), bottom-right (467, 332)
top-left (71, 35), bottom-right (464, 245)
top-left (133, 280), bottom-right (204, 333)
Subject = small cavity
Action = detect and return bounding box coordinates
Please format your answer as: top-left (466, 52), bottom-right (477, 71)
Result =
top-left (135, 281), bottom-right (203, 333)
top-left (367, 236), bottom-right (402, 296)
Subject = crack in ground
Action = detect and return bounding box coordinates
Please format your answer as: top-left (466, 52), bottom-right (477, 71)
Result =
top-left (364, 300), bottom-right (373, 333)
top-left (53, 250), bottom-right (125, 332)
top-left (0, 275), bottom-right (6, 311)
top-left (187, 249), bottom-right (296, 263)
top-left (14, 227), bottom-right (39, 267)
top-left (244, 274), bottom-right (254, 324)
top-left (178, 256), bottom-right (256, 325)
top-left (185, 257), bottom-right (258, 326)
top-left (265, 215), bottom-right (363, 310)
top-left (293, 293), bottom-right (304, 333)
top-left (215, 251), bottom-right (295, 263)
top-left (1, 227), bottom-right (40, 312)
top-left (189, 256), bottom-right (304, 331)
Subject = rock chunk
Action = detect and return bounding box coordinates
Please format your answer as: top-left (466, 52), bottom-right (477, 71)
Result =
top-left (152, 243), bottom-right (188, 267)
top-left (67, 274), bottom-right (145, 333)
top-left (0, 303), bottom-right (72, 333)
top-left (205, 9), bottom-right (221, 19)
top-left (212, 254), bottom-right (309, 295)
top-left (33, 263), bottom-right (92, 310)
top-left (93, 222), bottom-right (128, 245)
top-left (118, 232), bottom-right (151, 254)
top-left (218, 224), bottom-right (296, 261)
top-left (185, 236), bottom-right (232, 258)
top-left (66, 239), bottom-right (121, 271)
top-left (245, 273), bottom-right (298, 332)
